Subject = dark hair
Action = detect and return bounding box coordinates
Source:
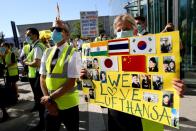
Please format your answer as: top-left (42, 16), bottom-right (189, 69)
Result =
top-left (100, 71), bottom-right (106, 80)
top-left (26, 28), bottom-right (39, 38)
top-left (2, 42), bottom-right (10, 49)
top-left (89, 89), bottom-right (94, 92)
top-left (135, 16), bottom-right (146, 22)
top-left (166, 22), bottom-right (174, 31)
top-left (163, 60), bottom-right (169, 64)
top-left (150, 57), bottom-right (157, 64)
top-left (99, 30), bottom-right (105, 35)
top-left (93, 58), bottom-right (98, 62)
top-left (9, 43), bottom-right (14, 47)
top-left (132, 74), bottom-right (138, 77)
top-left (163, 94), bottom-right (170, 98)
top-left (169, 60), bottom-right (175, 69)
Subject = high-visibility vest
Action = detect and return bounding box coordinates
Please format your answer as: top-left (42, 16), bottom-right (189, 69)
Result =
top-left (26, 42), bottom-right (45, 78)
top-left (142, 119), bottom-right (164, 131)
top-left (94, 36), bottom-right (101, 42)
top-left (45, 44), bottom-right (79, 110)
top-left (5, 52), bottom-right (18, 76)
top-left (23, 44), bottom-right (31, 56)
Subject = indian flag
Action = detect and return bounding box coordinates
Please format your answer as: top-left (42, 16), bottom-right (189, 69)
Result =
top-left (90, 41), bottom-right (108, 56)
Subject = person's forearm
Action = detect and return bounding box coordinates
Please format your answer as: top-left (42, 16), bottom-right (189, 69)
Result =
top-left (50, 78), bottom-right (76, 99)
top-left (40, 75), bottom-right (49, 96)
top-left (25, 59), bottom-right (40, 67)
top-left (6, 60), bottom-right (17, 67)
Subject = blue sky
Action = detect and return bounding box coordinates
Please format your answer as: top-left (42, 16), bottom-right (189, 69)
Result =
top-left (0, 0), bottom-right (127, 38)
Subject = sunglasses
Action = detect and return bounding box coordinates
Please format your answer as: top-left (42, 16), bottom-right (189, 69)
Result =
top-left (50, 27), bottom-right (64, 32)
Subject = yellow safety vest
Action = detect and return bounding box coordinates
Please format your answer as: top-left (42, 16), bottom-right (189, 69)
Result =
top-left (45, 44), bottom-right (79, 110)
top-left (24, 44), bottom-right (31, 56)
top-left (94, 36), bottom-right (101, 42)
top-left (26, 42), bottom-right (45, 78)
top-left (5, 52), bottom-right (18, 76)
top-left (142, 119), bottom-right (164, 131)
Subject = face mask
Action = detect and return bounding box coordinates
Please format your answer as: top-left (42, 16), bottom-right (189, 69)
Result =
top-left (102, 37), bottom-right (107, 41)
top-left (26, 36), bottom-right (33, 44)
top-left (52, 30), bottom-right (63, 44)
top-left (137, 24), bottom-right (143, 33)
top-left (49, 39), bottom-right (55, 46)
top-left (116, 30), bottom-right (133, 38)
top-left (0, 47), bottom-right (6, 55)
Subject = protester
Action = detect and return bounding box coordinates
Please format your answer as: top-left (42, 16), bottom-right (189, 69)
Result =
top-left (0, 104), bottom-right (9, 123)
top-left (94, 30), bottom-right (108, 41)
top-left (161, 22), bottom-right (183, 50)
top-left (23, 28), bottom-right (46, 131)
top-left (0, 44), bottom-right (9, 123)
top-left (1, 43), bottom-right (19, 103)
top-left (81, 13), bottom-right (185, 131)
top-left (40, 18), bottom-right (81, 131)
top-left (75, 35), bottom-right (83, 51)
top-left (161, 22), bottom-right (175, 33)
top-left (40, 36), bottom-right (51, 48)
top-left (19, 41), bottom-right (31, 78)
top-left (135, 16), bottom-right (148, 36)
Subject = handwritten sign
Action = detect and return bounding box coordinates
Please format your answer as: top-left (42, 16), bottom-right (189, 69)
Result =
top-left (82, 31), bottom-right (180, 129)
top-left (80, 11), bottom-right (98, 38)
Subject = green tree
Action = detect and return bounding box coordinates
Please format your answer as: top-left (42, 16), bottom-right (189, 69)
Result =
top-left (70, 21), bottom-right (81, 39)
top-left (98, 21), bottom-right (104, 35)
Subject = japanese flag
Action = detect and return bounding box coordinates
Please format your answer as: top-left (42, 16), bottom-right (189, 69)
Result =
top-left (130, 36), bottom-right (156, 54)
top-left (100, 56), bottom-right (118, 71)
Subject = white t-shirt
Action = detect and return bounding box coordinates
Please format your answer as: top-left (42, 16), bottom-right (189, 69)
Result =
top-left (39, 43), bottom-right (81, 78)
top-left (32, 40), bottom-right (44, 71)
top-left (77, 39), bottom-right (83, 49)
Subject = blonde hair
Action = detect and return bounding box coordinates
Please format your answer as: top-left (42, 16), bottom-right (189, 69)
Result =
top-left (113, 13), bottom-right (137, 33)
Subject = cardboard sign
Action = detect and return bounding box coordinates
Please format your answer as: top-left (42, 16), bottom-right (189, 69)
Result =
top-left (80, 11), bottom-right (98, 38)
top-left (82, 31), bottom-right (180, 128)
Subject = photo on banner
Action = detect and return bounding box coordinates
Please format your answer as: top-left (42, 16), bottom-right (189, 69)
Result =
top-left (81, 31), bottom-right (181, 129)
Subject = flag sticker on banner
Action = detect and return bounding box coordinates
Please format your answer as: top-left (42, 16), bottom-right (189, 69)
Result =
top-left (130, 36), bottom-right (156, 54)
top-left (108, 38), bottom-right (129, 55)
top-left (100, 56), bottom-right (118, 71)
top-left (90, 41), bottom-right (108, 56)
top-left (122, 55), bottom-right (146, 72)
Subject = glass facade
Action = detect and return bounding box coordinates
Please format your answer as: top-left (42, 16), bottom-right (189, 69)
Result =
top-left (179, 0), bottom-right (196, 86)
top-left (109, 0), bottom-right (196, 87)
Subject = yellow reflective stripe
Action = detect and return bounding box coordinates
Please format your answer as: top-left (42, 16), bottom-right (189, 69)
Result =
top-left (68, 47), bottom-right (76, 63)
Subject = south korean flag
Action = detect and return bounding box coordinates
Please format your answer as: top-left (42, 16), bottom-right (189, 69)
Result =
top-left (130, 35), bottom-right (156, 54)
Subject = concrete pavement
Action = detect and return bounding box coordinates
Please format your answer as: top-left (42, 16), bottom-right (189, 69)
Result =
top-left (0, 79), bottom-right (196, 131)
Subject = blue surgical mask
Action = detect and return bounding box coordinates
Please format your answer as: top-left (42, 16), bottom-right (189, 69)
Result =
top-left (137, 24), bottom-right (143, 33)
top-left (52, 30), bottom-right (63, 44)
top-left (26, 36), bottom-right (33, 44)
top-left (0, 47), bottom-right (6, 55)
top-left (116, 30), bottom-right (133, 38)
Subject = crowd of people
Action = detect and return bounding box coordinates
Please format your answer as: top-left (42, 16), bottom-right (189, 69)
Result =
top-left (0, 13), bottom-right (185, 131)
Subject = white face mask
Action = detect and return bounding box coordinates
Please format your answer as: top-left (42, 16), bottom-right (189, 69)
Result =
top-left (116, 30), bottom-right (133, 38)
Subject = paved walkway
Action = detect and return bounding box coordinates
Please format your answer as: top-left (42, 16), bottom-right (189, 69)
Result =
top-left (0, 79), bottom-right (196, 131)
